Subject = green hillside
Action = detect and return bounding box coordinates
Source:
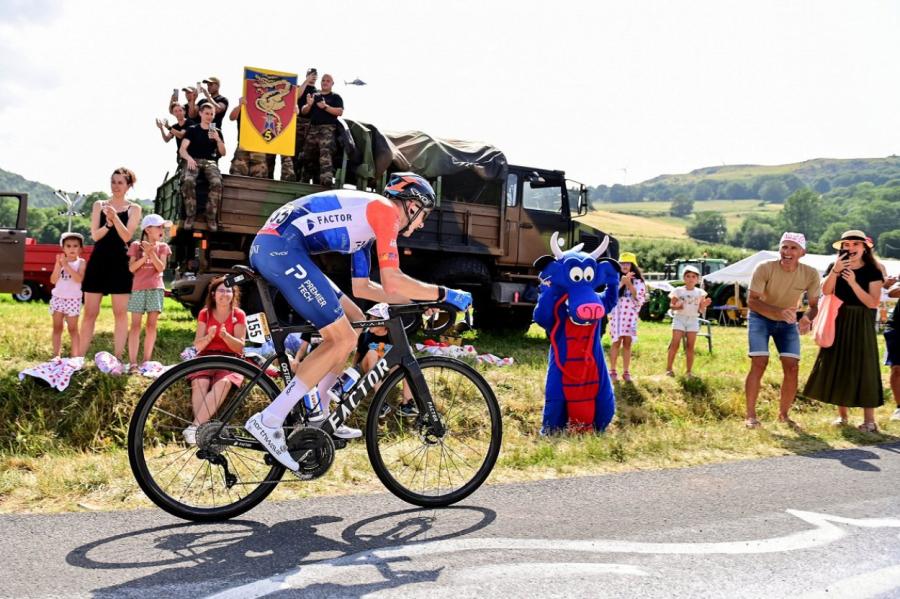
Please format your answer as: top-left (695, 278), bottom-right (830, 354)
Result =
top-left (593, 156), bottom-right (900, 203)
top-left (0, 168), bottom-right (59, 208)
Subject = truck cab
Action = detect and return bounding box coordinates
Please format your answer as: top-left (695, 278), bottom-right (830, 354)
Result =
top-left (0, 193), bottom-right (28, 295)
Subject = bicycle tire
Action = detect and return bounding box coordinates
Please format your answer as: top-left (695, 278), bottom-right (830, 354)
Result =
top-left (128, 355), bottom-right (286, 521)
top-left (365, 356), bottom-right (502, 507)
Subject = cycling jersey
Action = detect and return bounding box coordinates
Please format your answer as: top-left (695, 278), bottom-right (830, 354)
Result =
top-left (258, 190), bottom-right (401, 278)
top-left (250, 190), bottom-right (401, 329)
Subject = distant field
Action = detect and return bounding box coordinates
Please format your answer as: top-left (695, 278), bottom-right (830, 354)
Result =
top-left (577, 210), bottom-right (688, 240)
top-left (587, 199), bottom-right (783, 237)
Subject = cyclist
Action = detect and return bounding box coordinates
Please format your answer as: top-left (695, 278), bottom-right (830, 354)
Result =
top-left (245, 172), bottom-right (473, 470)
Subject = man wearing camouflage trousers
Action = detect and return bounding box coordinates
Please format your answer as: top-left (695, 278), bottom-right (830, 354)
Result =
top-left (300, 73), bottom-right (343, 186)
top-left (229, 97), bottom-right (269, 178)
top-left (179, 103), bottom-right (226, 231)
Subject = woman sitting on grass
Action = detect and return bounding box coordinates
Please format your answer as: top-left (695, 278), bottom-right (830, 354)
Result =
top-left (182, 277), bottom-right (247, 445)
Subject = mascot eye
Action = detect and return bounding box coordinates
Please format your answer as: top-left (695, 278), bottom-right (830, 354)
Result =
top-left (568, 266), bottom-right (585, 282)
top-left (583, 266), bottom-right (595, 282)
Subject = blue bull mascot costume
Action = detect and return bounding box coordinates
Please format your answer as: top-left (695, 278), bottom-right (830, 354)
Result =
top-left (533, 232), bottom-right (621, 434)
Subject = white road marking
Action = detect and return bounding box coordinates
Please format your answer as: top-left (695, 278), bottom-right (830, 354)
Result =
top-left (205, 510), bottom-right (900, 599)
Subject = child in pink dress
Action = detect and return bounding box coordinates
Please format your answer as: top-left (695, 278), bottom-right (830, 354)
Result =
top-left (608, 252), bottom-right (646, 383)
top-left (49, 232), bottom-right (86, 359)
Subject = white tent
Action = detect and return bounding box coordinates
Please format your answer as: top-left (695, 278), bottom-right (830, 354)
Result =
top-left (703, 251), bottom-right (900, 287)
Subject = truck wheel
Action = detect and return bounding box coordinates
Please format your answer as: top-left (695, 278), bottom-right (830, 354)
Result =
top-left (477, 302), bottom-right (533, 334)
top-left (13, 281), bottom-right (38, 302)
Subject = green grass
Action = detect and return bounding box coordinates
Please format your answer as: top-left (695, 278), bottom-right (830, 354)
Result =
top-left (1, 295), bottom-right (898, 513)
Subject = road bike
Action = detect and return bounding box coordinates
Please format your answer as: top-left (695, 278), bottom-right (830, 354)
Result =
top-left (128, 266), bottom-right (502, 521)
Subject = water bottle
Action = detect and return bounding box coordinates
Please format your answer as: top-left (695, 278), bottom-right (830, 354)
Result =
top-left (327, 367), bottom-right (361, 404)
top-left (303, 387), bottom-right (324, 421)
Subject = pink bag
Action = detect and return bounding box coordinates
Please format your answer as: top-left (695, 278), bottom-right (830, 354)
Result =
top-left (813, 293), bottom-right (842, 348)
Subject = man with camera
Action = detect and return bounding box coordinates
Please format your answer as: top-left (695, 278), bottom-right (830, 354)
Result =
top-left (300, 73), bottom-right (344, 186)
top-left (179, 103), bottom-right (226, 231)
top-left (293, 68), bottom-right (318, 181)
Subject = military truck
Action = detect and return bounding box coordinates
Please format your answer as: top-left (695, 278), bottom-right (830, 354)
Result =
top-left (155, 120), bottom-right (616, 333)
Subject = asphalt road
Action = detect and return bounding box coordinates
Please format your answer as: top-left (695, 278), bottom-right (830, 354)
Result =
top-left (3, 442), bottom-right (900, 598)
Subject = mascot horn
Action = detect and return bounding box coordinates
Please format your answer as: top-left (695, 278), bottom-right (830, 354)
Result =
top-left (533, 232), bottom-right (621, 433)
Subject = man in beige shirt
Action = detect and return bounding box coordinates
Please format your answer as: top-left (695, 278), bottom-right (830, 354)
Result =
top-left (745, 232), bottom-right (821, 429)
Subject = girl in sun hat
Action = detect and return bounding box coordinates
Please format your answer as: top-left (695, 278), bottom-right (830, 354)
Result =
top-left (800, 229), bottom-right (884, 432)
top-left (607, 252), bottom-right (646, 383)
top-left (126, 214), bottom-right (172, 374)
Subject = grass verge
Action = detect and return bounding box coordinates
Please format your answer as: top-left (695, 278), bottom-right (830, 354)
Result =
top-left (1, 296), bottom-right (897, 514)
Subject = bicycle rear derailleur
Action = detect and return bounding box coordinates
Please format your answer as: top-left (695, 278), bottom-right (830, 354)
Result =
top-left (285, 428), bottom-right (335, 481)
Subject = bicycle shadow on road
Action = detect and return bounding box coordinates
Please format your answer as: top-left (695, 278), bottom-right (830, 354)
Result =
top-left (66, 504), bottom-right (496, 598)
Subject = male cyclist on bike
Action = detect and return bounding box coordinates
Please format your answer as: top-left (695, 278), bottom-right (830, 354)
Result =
top-left (245, 172), bottom-right (473, 471)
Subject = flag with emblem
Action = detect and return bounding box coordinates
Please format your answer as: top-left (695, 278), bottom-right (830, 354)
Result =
top-left (239, 66), bottom-right (298, 155)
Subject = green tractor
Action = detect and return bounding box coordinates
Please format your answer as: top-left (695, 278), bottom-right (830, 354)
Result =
top-left (639, 258), bottom-right (745, 323)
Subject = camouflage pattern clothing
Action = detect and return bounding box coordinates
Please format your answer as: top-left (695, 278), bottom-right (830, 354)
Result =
top-left (294, 118), bottom-right (311, 180)
top-left (181, 159), bottom-right (223, 231)
top-left (303, 123), bottom-right (337, 186)
top-left (264, 153), bottom-right (295, 181)
top-left (230, 148), bottom-right (269, 178)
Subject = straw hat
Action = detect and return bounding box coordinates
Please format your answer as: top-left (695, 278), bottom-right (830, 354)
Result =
top-left (831, 229), bottom-right (873, 249)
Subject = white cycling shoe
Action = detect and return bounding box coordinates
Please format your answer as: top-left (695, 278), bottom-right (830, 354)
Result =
top-left (333, 424), bottom-right (362, 439)
top-left (245, 412), bottom-right (299, 471)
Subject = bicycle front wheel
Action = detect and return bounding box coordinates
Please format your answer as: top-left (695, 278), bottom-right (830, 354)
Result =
top-left (366, 356), bottom-right (502, 507)
top-left (128, 356), bottom-right (285, 521)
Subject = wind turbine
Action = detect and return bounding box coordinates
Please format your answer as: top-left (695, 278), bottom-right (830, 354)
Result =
top-left (54, 190), bottom-right (85, 232)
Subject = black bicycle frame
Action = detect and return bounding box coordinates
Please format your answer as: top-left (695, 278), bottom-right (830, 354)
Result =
top-left (214, 268), bottom-right (446, 443)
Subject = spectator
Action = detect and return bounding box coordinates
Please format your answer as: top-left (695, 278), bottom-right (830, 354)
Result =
top-left (744, 232), bottom-right (821, 428)
top-left (355, 303), bottom-right (417, 418)
top-left (665, 266), bottom-right (711, 378)
top-left (200, 76), bottom-right (229, 135)
top-left (294, 68), bottom-right (318, 181)
top-left (801, 230), bottom-right (884, 432)
top-left (182, 277), bottom-right (247, 444)
top-left (180, 103), bottom-right (226, 231)
top-left (180, 86), bottom-right (199, 120)
top-left (49, 232), bottom-right (86, 359)
top-left (228, 97), bottom-right (269, 178)
top-left (607, 252), bottom-right (646, 383)
top-left (300, 73), bottom-right (344, 186)
top-left (155, 102), bottom-right (194, 169)
top-left (79, 167), bottom-right (142, 365)
top-left (126, 214), bottom-right (172, 373)
top-left (884, 281), bottom-right (900, 421)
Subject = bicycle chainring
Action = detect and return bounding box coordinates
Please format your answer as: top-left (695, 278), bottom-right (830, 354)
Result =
top-left (287, 428), bottom-right (335, 480)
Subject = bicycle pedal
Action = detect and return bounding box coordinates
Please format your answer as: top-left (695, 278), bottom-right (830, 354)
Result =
top-left (330, 437), bottom-right (348, 450)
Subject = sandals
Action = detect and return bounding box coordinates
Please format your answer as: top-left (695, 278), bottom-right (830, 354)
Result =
top-left (665, 370), bottom-right (675, 378)
top-left (609, 370), bottom-right (618, 382)
top-left (831, 417), bottom-right (849, 427)
top-left (622, 371), bottom-right (633, 383)
top-left (745, 418), bottom-right (762, 429)
top-left (858, 422), bottom-right (879, 433)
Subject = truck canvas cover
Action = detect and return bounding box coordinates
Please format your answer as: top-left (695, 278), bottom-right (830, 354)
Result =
top-left (345, 119), bottom-right (508, 182)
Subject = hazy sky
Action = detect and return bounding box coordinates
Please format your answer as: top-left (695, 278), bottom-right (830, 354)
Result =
top-left (1, 0), bottom-right (898, 199)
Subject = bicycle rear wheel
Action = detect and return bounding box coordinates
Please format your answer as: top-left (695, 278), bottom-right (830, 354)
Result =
top-left (366, 356), bottom-right (502, 507)
top-left (128, 356), bottom-right (285, 521)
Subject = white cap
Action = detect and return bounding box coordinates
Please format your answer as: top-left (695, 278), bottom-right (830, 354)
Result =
top-left (141, 214), bottom-right (172, 229)
top-left (683, 265), bottom-right (701, 276)
top-left (366, 303), bottom-right (390, 319)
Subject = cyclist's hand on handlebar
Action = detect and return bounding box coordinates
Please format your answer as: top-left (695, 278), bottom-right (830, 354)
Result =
top-left (444, 288), bottom-right (473, 311)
